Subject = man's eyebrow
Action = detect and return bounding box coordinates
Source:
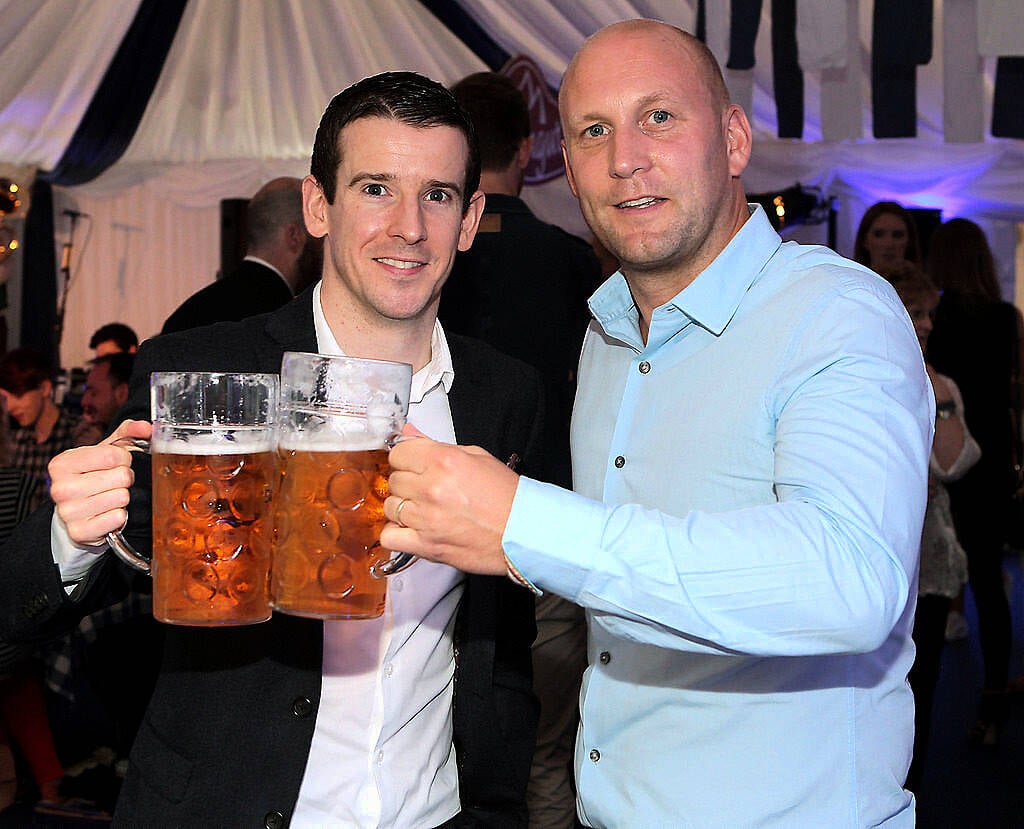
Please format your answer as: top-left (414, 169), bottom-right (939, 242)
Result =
top-left (568, 91), bottom-right (674, 127)
top-left (345, 172), bottom-right (462, 198)
top-left (425, 178), bottom-right (463, 197)
top-left (347, 171), bottom-right (394, 187)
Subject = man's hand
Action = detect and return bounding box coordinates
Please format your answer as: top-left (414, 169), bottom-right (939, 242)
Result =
top-left (382, 426), bottom-right (520, 576)
top-left (49, 419), bottom-right (152, 546)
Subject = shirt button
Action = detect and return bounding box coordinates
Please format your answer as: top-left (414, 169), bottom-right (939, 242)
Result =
top-left (384, 662), bottom-right (394, 678)
top-left (589, 748), bottom-right (601, 762)
top-left (376, 750), bottom-right (385, 765)
top-left (599, 651), bottom-right (611, 664)
top-left (393, 577), bottom-right (403, 592)
top-left (638, 361), bottom-right (651, 374)
top-left (264, 812), bottom-right (285, 829)
top-left (291, 697), bottom-right (313, 718)
top-left (614, 456), bottom-right (625, 468)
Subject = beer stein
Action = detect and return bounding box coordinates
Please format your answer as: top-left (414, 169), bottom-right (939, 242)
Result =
top-left (270, 352), bottom-right (414, 620)
top-left (107, 372), bottom-right (279, 626)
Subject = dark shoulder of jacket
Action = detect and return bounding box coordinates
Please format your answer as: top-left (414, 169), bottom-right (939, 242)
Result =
top-left (447, 332), bottom-right (542, 392)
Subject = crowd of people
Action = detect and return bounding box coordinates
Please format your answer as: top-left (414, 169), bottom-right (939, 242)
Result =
top-left (0, 16), bottom-right (1019, 828)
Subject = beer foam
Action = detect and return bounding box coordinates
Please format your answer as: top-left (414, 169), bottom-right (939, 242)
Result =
top-left (277, 432), bottom-right (387, 452)
top-left (151, 425), bottom-right (274, 455)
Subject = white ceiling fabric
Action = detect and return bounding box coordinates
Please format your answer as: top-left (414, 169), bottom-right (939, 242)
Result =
top-left (0, 0), bottom-right (1020, 368)
top-left (0, 0), bottom-right (141, 169)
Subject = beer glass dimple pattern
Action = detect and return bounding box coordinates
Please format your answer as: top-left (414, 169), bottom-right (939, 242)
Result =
top-left (107, 372), bottom-right (279, 626)
top-left (270, 353), bottom-right (413, 620)
top-left (151, 430), bottom-right (275, 625)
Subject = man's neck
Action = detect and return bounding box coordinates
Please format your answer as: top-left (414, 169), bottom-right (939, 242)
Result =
top-left (245, 254), bottom-right (293, 291)
top-left (319, 283), bottom-right (436, 371)
top-left (478, 166), bottom-right (521, 197)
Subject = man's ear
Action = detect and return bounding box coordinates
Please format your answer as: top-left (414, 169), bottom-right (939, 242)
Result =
top-left (458, 191), bottom-right (486, 252)
top-left (561, 141), bottom-right (579, 198)
top-left (114, 383), bottom-right (130, 407)
top-left (302, 175), bottom-right (329, 239)
top-left (724, 105), bottom-right (752, 178)
top-left (517, 135), bottom-right (535, 171)
top-left (285, 221), bottom-right (306, 255)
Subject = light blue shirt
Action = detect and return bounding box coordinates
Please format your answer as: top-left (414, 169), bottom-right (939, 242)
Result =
top-left (503, 206), bottom-right (932, 828)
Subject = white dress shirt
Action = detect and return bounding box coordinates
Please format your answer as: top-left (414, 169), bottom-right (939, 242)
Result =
top-left (292, 283), bottom-right (464, 827)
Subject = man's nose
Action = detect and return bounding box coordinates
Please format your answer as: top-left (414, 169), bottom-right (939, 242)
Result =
top-left (387, 196), bottom-right (428, 244)
top-left (609, 127), bottom-right (653, 179)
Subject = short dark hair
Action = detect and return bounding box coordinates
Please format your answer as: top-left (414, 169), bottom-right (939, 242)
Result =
top-left (88, 322), bottom-right (138, 352)
top-left (451, 72), bottom-right (530, 172)
top-left (310, 71), bottom-right (480, 212)
top-left (91, 352), bottom-right (135, 387)
top-left (0, 347), bottom-right (54, 395)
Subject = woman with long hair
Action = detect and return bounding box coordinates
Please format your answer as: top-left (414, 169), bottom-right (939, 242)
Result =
top-left (926, 217), bottom-right (1024, 746)
top-left (854, 201), bottom-right (922, 272)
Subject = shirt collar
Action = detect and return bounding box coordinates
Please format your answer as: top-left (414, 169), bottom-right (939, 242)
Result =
top-left (588, 204), bottom-right (782, 350)
top-left (310, 282), bottom-right (454, 403)
top-left (244, 255), bottom-right (291, 294)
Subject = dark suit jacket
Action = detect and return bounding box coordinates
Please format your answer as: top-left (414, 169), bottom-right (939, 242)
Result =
top-left (161, 259), bottom-right (293, 334)
top-left (1, 288), bottom-right (543, 827)
top-left (439, 193), bottom-right (601, 489)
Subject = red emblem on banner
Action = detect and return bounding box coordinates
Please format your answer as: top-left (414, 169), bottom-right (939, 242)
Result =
top-left (500, 55), bottom-right (564, 185)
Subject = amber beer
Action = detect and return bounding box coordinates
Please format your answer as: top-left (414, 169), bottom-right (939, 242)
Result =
top-left (270, 444), bottom-right (391, 619)
top-left (150, 434), bottom-right (276, 625)
top-left (271, 352), bottom-right (413, 620)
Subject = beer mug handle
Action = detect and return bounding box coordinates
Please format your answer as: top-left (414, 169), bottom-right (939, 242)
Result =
top-left (104, 437), bottom-right (153, 574)
top-left (370, 552), bottom-right (416, 579)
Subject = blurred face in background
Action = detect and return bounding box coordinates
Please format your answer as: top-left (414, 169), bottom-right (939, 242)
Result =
top-left (81, 361), bottom-right (128, 428)
top-left (0, 381), bottom-right (51, 429)
top-left (902, 293), bottom-right (938, 353)
top-left (864, 213), bottom-right (910, 271)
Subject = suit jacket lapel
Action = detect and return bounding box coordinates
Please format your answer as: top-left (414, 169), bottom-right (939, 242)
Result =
top-left (256, 285), bottom-right (319, 373)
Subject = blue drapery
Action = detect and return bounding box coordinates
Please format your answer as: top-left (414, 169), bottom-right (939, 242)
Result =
top-left (23, 0), bottom-right (187, 365)
top-left (418, 0), bottom-right (510, 71)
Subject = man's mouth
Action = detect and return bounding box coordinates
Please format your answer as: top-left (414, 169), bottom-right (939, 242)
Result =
top-left (376, 257), bottom-right (426, 270)
top-left (616, 196), bottom-right (663, 210)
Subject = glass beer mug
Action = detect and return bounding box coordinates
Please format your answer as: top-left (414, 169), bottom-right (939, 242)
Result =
top-left (107, 372), bottom-right (279, 626)
top-left (270, 352), bottom-right (415, 620)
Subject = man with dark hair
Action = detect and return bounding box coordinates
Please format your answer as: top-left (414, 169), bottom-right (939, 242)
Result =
top-left (73, 353), bottom-right (135, 444)
top-left (88, 324), bottom-right (138, 358)
top-left (440, 71), bottom-right (599, 829)
top-left (161, 177), bottom-right (324, 334)
top-left (0, 347), bottom-right (84, 508)
top-left (2, 72), bottom-right (541, 827)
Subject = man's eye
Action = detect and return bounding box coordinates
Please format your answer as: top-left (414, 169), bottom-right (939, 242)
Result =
top-left (584, 124), bottom-right (606, 139)
top-left (425, 189), bottom-right (451, 203)
top-left (648, 110), bottom-right (671, 125)
top-left (364, 183), bottom-right (386, 196)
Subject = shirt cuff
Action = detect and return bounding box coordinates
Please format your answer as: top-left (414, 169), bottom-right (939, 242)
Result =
top-left (51, 511), bottom-right (107, 591)
top-left (502, 476), bottom-right (606, 600)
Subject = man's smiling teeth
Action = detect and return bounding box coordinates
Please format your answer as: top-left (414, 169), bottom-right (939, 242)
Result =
top-left (617, 197), bottom-right (660, 209)
top-left (377, 257), bottom-right (424, 269)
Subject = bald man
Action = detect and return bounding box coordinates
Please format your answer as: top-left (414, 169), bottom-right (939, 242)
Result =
top-left (162, 177), bottom-right (324, 333)
top-left (384, 20), bottom-right (931, 827)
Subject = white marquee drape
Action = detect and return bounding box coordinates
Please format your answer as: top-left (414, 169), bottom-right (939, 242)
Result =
top-left (0, 0), bottom-right (1021, 368)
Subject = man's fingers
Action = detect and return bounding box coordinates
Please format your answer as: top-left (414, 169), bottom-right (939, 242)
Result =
top-left (49, 462), bottom-right (135, 507)
top-left (105, 418), bottom-right (153, 444)
top-left (63, 506), bottom-right (130, 548)
top-left (55, 482), bottom-right (132, 527)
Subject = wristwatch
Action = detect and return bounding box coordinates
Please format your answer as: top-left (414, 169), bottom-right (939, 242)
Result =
top-left (936, 400), bottom-right (956, 420)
